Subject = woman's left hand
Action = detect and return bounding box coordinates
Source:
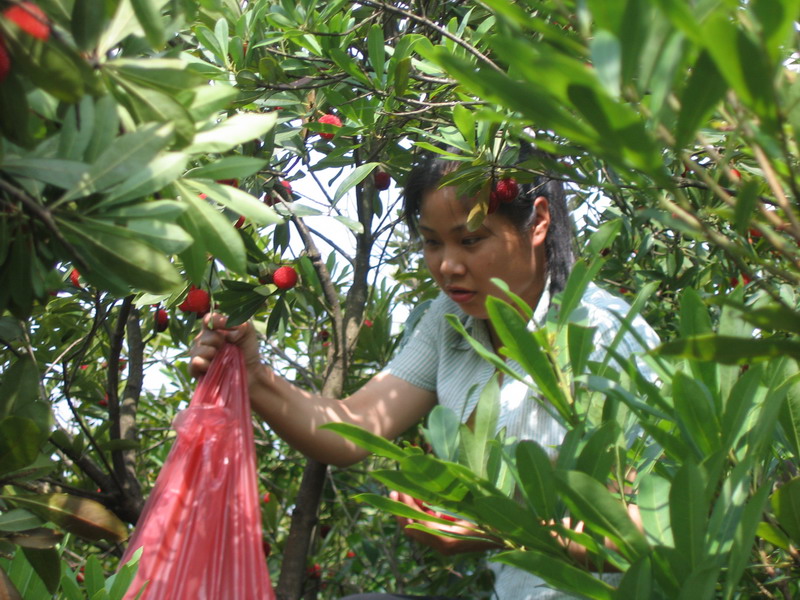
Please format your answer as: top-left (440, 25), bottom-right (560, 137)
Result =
top-left (390, 491), bottom-right (502, 556)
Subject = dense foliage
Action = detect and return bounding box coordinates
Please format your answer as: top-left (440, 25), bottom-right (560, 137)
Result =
top-left (2, 0), bottom-right (800, 598)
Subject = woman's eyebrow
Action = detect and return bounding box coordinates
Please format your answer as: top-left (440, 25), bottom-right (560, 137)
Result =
top-left (418, 223), bottom-right (469, 234)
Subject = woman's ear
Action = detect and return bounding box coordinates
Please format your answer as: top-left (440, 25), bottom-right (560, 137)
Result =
top-left (530, 196), bottom-right (550, 247)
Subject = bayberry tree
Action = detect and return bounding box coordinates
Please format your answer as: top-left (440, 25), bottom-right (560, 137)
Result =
top-left (2, 1), bottom-right (800, 599)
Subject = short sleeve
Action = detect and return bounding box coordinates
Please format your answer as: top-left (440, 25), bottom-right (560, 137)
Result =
top-left (381, 295), bottom-right (452, 392)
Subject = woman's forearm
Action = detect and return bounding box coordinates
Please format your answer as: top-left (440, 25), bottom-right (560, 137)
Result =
top-left (248, 362), bottom-right (371, 467)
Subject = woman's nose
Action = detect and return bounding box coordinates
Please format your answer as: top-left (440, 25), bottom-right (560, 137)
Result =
top-left (439, 247), bottom-right (466, 277)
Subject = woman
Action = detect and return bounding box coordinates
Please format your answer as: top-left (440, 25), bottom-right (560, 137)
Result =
top-left (189, 151), bottom-right (659, 599)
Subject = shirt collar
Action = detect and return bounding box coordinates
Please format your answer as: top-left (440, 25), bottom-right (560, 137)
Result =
top-left (453, 276), bottom-right (552, 350)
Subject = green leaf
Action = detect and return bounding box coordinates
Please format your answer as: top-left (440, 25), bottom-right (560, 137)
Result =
top-left (3, 32), bottom-right (88, 103)
top-left (219, 292), bottom-right (266, 328)
top-left (557, 258), bottom-right (604, 328)
top-left (568, 322), bottom-right (596, 377)
top-left (110, 547), bottom-right (143, 599)
top-left (575, 420), bottom-right (619, 481)
top-left (0, 417), bottom-right (43, 476)
top-left (617, 555), bottom-right (654, 600)
top-left (104, 200), bottom-right (186, 221)
top-left (59, 218), bottom-right (184, 295)
top-left (111, 79), bottom-right (195, 147)
top-left (444, 314), bottom-right (518, 379)
top-left (702, 10), bottom-right (777, 131)
top-left (555, 470), bottom-right (650, 563)
top-left (3, 494), bottom-right (128, 542)
top-left (184, 85), bottom-right (239, 122)
top-left (515, 440), bottom-right (557, 520)
top-left (185, 156), bottom-right (268, 181)
top-left (779, 369), bottom-right (800, 460)
top-left (120, 220), bottom-right (193, 255)
top-left (99, 152), bottom-right (189, 208)
top-left (485, 296), bottom-right (571, 421)
top-left (0, 158), bottom-right (89, 191)
top-left (771, 477), bottom-right (800, 545)
top-left (320, 422), bottom-right (407, 462)
top-left (585, 218), bottom-right (623, 257)
top-left (590, 29), bottom-right (621, 97)
top-left (657, 334), bottom-right (800, 364)
top-left (734, 301), bottom-right (800, 337)
top-left (98, 0), bottom-right (143, 55)
top-left (328, 47), bottom-right (370, 85)
top-left (423, 406), bottom-right (461, 462)
top-left (0, 72), bottom-right (32, 148)
top-left (721, 363), bottom-right (765, 452)
top-left (0, 509), bottom-right (42, 532)
top-left (182, 180), bottom-right (283, 227)
top-left (71, 0), bottom-right (106, 52)
top-left (638, 473), bottom-right (673, 546)
top-left (672, 371), bottom-right (721, 458)
top-left (452, 104), bottom-right (475, 149)
top-left (353, 493), bottom-right (458, 527)
top-left (495, 549), bottom-right (615, 600)
top-left (367, 24), bottom-right (385, 83)
top-left (394, 56), bottom-right (411, 95)
top-left (669, 461), bottom-right (709, 579)
top-left (130, 0), bottom-right (166, 49)
top-left (461, 375), bottom-right (500, 478)
top-left (675, 50), bottom-right (728, 149)
top-left (333, 162), bottom-right (379, 204)
top-left (176, 183), bottom-right (247, 273)
top-left (724, 479), bottom-right (771, 599)
top-left (58, 123), bottom-right (176, 204)
top-left (0, 356), bottom-right (40, 418)
top-left (185, 112), bottom-right (278, 154)
top-left (20, 548), bottom-right (59, 594)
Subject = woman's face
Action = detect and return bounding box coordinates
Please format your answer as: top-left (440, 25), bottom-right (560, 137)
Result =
top-left (418, 185), bottom-right (550, 320)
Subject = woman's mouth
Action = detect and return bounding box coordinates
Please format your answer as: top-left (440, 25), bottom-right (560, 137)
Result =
top-left (446, 287), bottom-right (476, 304)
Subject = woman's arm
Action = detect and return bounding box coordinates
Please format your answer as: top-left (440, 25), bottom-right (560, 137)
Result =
top-left (190, 313), bottom-right (437, 468)
top-left (248, 366), bottom-right (437, 467)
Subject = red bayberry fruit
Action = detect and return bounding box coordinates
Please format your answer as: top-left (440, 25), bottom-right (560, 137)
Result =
top-left (363, 319), bottom-right (373, 328)
top-left (262, 492), bottom-right (271, 503)
top-left (216, 178), bottom-right (239, 187)
top-left (99, 393), bottom-right (108, 407)
top-left (317, 113), bottom-right (342, 140)
top-left (280, 180), bottom-right (292, 195)
top-left (262, 539), bottom-right (271, 558)
top-left (4, 2), bottom-right (50, 41)
top-left (491, 177), bottom-right (519, 204)
top-left (273, 265), bottom-right (298, 290)
top-left (374, 171), bottom-right (391, 191)
top-left (730, 168), bottom-right (741, 182)
top-left (306, 564), bottom-right (321, 579)
top-left (346, 551), bottom-right (355, 558)
top-left (155, 308), bottom-right (169, 332)
top-left (69, 268), bottom-right (81, 287)
top-left (487, 192), bottom-right (501, 215)
top-left (178, 286), bottom-right (210, 316)
top-left (0, 37), bottom-right (10, 82)
top-left (234, 215), bottom-right (245, 229)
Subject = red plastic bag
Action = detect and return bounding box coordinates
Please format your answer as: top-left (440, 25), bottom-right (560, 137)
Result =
top-left (121, 343), bottom-right (275, 600)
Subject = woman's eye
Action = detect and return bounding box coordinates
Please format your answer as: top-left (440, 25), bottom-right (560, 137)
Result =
top-left (422, 238), bottom-right (440, 247)
top-left (462, 237), bottom-right (482, 246)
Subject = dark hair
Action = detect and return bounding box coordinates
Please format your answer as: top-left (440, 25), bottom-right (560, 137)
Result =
top-left (403, 148), bottom-right (576, 298)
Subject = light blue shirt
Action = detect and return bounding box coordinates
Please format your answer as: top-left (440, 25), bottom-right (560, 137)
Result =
top-left (383, 282), bottom-right (660, 599)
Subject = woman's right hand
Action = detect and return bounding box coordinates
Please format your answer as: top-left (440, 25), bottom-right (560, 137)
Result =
top-left (189, 313), bottom-right (262, 379)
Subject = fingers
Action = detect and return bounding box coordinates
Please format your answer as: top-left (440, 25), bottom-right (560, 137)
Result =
top-left (188, 312), bottom-right (247, 378)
